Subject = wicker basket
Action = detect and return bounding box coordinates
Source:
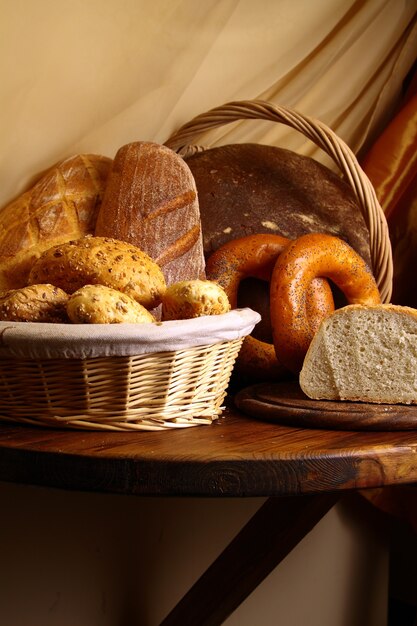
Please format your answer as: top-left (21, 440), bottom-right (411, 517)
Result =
top-left (0, 100), bottom-right (393, 432)
top-left (0, 309), bottom-right (260, 431)
top-left (165, 99), bottom-right (393, 303)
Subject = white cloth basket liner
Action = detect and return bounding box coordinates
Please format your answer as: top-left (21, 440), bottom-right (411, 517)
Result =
top-left (0, 308), bottom-right (260, 360)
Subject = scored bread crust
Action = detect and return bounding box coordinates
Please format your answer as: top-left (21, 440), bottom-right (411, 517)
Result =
top-left (299, 304), bottom-right (417, 404)
top-left (94, 141), bottom-right (206, 287)
top-left (0, 154), bottom-right (112, 291)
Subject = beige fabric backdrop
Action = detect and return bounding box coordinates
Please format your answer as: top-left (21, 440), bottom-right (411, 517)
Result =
top-left (1, 0), bottom-right (416, 209)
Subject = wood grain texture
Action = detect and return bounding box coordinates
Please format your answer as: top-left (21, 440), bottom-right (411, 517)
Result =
top-left (235, 381), bottom-right (417, 430)
top-left (0, 400), bottom-right (416, 497)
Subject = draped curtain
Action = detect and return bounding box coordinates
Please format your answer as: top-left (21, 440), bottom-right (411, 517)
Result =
top-left (1, 0), bottom-right (416, 209)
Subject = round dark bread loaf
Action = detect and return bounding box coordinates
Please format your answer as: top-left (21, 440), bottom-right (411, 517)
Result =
top-left (185, 143), bottom-right (371, 267)
top-left (186, 143), bottom-right (372, 382)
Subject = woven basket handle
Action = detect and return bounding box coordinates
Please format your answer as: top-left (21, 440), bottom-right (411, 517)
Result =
top-left (165, 99), bottom-right (393, 303)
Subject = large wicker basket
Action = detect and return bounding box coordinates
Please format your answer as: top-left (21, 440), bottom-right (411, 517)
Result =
top-left (0, 100), bottom-right (393, 432)
top-left (0, 309), bottom-right (260, 431)
top-left (165, 99), bottom-right (393, 303)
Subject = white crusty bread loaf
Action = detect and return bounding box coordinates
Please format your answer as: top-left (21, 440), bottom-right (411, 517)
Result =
top-left (299, 304), bottom-right (417, 404)
top-left (0, 154), bottom-right (112, 291)
top-left (94, 141), bottom-right (206, 287)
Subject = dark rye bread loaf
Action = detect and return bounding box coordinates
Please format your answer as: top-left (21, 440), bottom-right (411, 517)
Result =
top-left (185, 143), bottom-right (372, 352)
top-left (95, 141), bottom-right (205, 287)
top-left (185, 143), bottom-right (372, 267)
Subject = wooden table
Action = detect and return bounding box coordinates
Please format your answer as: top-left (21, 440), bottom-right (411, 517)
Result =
top-left (0, 402), bottom-right (416, 625)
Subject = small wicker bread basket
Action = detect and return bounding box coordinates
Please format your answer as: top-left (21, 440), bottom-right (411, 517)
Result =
top-left (0, 100), bottom-right (393, 432)
top-left (165, 99), bottom-right (393, 303)
top-left (0, 309), bottom-right (260, 431)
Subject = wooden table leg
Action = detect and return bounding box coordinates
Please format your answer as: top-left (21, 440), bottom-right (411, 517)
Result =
top-left (160, 492), bottom-right (339, 626)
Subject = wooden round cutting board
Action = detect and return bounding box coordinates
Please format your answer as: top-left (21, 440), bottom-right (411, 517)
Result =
top-left (234, 381), bottom-right (417, 431)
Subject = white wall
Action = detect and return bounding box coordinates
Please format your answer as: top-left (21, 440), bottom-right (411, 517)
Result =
top-left (0, 482), bottom-right (388, 626)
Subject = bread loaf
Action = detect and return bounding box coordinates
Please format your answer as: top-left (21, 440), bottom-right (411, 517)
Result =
top-left (0, 154), bottom-right (112, 291)
top-left (94, 141), bottom-right (206, 287)
top-left (185, 143), bottom-right (372, 267)
top-left (28, 236), bottom-right (166, 310)
top-left (299, 304), bottom-right (417, 404)
top-left (186, 143), bottom-right (373, 362)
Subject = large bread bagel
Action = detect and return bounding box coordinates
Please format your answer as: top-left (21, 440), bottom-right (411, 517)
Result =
top-left (186, 143), bottom-right (374, 379)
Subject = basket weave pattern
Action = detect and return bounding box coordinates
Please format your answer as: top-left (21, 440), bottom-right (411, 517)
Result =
top-left (0, 338), bottom-right (243, 431)
top-left (165, 99), bottom-right (393, 303)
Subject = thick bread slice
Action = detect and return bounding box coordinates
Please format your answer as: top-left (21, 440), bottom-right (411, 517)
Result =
top-left (299, 304), bottom-right (417, 404)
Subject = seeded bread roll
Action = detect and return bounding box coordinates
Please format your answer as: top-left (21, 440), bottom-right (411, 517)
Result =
top-left (0, 284), bottom-right (69, 322)
top-left (0, 154), bottom-right (112, 291)
top-left (28, 236), bottom-right (166, 310)
top-left (161, 279), bottom-right (230, 320)
top-left (94, 141), bottom-right (206, 286)
top-left (67, 284), bottom-right (156, 324)
top-left (299, 304), bottom-right (417, 404)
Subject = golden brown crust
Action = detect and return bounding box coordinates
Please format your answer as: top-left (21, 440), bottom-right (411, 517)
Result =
top-left (27, 236), bottom-right (166, 310)
top-left (0, 284), bottom-right (69, 322)
top-left (233, 336), bottom-right (288, 382)
top-left (94, 141), bottom-right (206, 286)
top-left (270, 233), bottom-right (381, 373)
top-left (0, 154), bottom-right (112, 291)
top-left (206, 233), bottom-right (291, 305)
top-left (206, 233), bottom-right (335, 380)
top-left (161, 280), bottom-right (230, 320)
top-left (67, 284), bottom-right (156, 324)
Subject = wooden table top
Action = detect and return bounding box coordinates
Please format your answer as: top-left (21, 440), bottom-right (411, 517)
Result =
top-left (0, 397), bottom-right (416, 497)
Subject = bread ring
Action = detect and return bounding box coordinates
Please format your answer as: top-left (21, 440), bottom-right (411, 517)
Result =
top-left (206, 234), bottom-right (291, 306)
top-left (270, 233), bottom-right (381, 373)
top-left (206, 233), bottom-right (334, 380)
